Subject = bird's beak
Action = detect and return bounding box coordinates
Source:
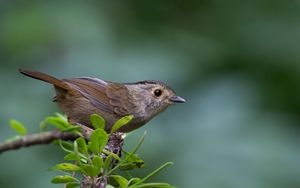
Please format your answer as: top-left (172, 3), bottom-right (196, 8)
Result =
top-left (169, 96), bottom-right (186, 103)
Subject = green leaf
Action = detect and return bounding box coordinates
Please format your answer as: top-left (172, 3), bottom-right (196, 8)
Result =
top-left (103, 150), bottom-right (121, 161)
top-left (62, 126), bottom-right (82, 133)
top-left (80, 156), bottom-right (103, 176)
top-left (127, 178), bottom-right (141, 186)
top-left (103, 154), bottom-right (113, 171)
top-left (72, 140), bottom-right (89, 163)
top-left (81, 164), bottom-right (93, 176)
top-left (64, 152), bottom-right (78, 161)
top-left (40, 113), bottom-right (69, 130)
top-left (75, 137), bottom-right (88, 154)
top-left (45, 117), bottom-right (69, 130)
top-left (131, 131), bottom-right (146, 154)
top-left (119, 151), bottom-right (145, 170)
top-left (132, 162), bottom-right (173, 186)
top-left (88, 128), bottom-right (108, 154)
top-left (9, 119), bottom-right (27, 135)
top-left (120, 161), bottom-right (145, 171)
top-left (90, 114), bottom-right (105, 129)
top-left (55, 140), bottom-right (74, 153)
top-left (132, 183), bottom-right (174, 188)
top-left (81, 164), bottom-right (98, 177)
top-left (50, 163), bottom-right (81, 172)
top-left (66, 182), bottom-right (80, 188)
top-left (111, 115), bottom-right (134, 133)
top-left (110, 175), bottom-right (128, 188)
top-left (92, 156), bottom-right (103, 170)
top-left (54, 112), bottom-right (68, 122)
top-left (51, 175), bottom-right (79, 184)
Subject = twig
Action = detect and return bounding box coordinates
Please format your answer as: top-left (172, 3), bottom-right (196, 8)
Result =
top-left (0, 130), bottom-right (79, 154)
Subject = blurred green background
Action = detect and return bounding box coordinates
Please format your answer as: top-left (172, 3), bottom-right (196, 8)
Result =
top-left (1, 1), bottom-right (300, 187)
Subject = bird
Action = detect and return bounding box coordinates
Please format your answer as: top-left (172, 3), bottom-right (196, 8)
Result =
top-left (19, 69), bottom-right (185, 133)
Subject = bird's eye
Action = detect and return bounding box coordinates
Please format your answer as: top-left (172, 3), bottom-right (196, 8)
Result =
top-left (154, 89), bottom-right (162, 97)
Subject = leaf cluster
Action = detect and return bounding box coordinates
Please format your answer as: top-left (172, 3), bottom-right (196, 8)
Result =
top-left (42, 114), bottom-right (175, 188)
top-left (6, 114), bottom-right (174, 187)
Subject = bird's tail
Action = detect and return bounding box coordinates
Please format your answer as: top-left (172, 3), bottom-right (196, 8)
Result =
top-left (19, 69), bottom-right (69, 90)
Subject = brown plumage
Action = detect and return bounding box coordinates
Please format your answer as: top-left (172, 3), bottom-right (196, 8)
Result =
top-left (19, 69), bottom-right (185, 132)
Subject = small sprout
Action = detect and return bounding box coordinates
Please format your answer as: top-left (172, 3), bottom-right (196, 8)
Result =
top-left (51, 175), bottom-right (79, 184)
top-left (49, 163), bottom-right (81, 172)
top-left (9, 119), bottom-right (27, 136)
top-left (65, 182), bottom-right (80, 188)
top-left (75, 137), bottom-right (88, 154)
top-left (110, 175), bottom-right (128, 188)
top-left (120, 151), bottom-right (145, 170)
top-left (131, 162), bottom-right (174, 186)
top-left (64, 152), bottom-right (78, 161)
top-left (88, 128), bottom-right (108, 155)
top-left (111, 115), bottom-right (134, 133)
top-left (90, 114), bottom-right (106, 129)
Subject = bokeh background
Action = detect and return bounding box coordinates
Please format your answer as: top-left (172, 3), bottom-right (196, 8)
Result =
top-left (1, 1), bottom-right (300, 187)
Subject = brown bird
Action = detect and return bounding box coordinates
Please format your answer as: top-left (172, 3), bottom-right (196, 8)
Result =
top-left (19, 69), bottom-right (185, 133)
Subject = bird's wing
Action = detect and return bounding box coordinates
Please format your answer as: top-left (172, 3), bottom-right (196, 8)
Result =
top-left (63, 77), bottom-right (135, 116)
top-left (63, 77), bottom-right (114, 113)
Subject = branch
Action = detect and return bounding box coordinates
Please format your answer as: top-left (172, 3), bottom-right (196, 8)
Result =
top-left (0, 130), bottom-right (79, 154)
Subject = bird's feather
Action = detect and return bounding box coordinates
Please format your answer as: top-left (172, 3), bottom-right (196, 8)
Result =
top-left (63, 78), bottom-right (114, 114)
top-left (63, 77), bottom-right (137, 116)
